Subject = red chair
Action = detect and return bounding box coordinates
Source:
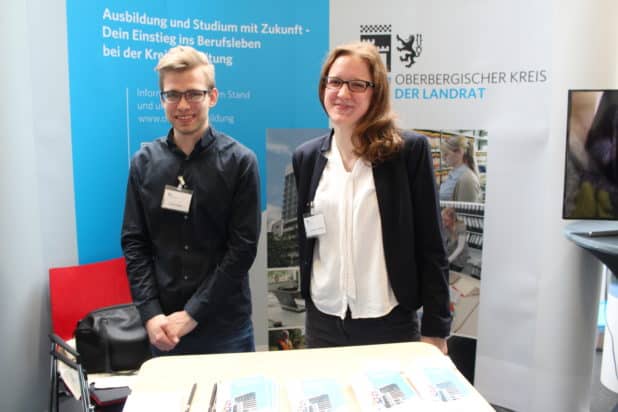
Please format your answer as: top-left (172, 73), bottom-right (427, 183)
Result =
top-left (49, 257), bottom-right (133, 341)
top-left (49, 257), bottom-right (135, 411)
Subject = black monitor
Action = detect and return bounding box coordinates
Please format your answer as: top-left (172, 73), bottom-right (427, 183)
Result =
top-left (563, 89), bottom-right (618, 220)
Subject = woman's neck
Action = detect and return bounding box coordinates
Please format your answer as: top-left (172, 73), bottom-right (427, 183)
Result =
top-left (451, 158), bottom-right (464, 169)
top-left (333, 127), bottom-right (359, 171)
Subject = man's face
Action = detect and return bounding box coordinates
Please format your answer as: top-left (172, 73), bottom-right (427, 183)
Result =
top-left (161, 66), bottom-right (218, 140)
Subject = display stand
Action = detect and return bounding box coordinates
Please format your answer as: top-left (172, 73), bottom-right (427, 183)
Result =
top-left (564, 221), bottom-right (618, 410)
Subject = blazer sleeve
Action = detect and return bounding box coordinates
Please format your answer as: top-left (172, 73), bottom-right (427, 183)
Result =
top-left (404, 133), bottom-right (452, 337)
top-left (292, 144), bottom-right (312, 299)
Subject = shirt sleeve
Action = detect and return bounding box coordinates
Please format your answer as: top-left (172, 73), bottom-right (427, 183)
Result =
top-left (120, 163), bottom-right (163, 323)
top-left (453, 168), bottom-right (481, 202)
top-left (184, 150), bottom-right (261, 322)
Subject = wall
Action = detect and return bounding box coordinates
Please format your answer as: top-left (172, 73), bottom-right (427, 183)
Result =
top-left (0, 0), bottom-right (77, 410)
top-left (475, 1), bottom-right (618, 411)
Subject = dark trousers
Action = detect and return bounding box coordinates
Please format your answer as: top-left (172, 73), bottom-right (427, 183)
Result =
top-left (151, 318), bottom-right (255, 356)
top-left (305, 300), bottom-right (420, 348)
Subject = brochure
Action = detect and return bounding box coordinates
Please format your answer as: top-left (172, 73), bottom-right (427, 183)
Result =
top-left (405, 358), bottom-right (470, 402)
top-left (287, 377), bottom-right (348, 412)
top-left (351, 368), bottom-right (421, 411)
top-left (216, 376), bottom-right (278, 412)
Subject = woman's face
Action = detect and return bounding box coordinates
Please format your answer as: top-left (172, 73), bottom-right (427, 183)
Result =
top-left (323, 55), bottom-right (373, 131)
top-left (442, 148), bottom-right (463, 168)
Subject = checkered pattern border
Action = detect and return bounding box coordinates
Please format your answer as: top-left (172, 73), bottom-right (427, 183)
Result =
top-left (360, 24), bottom-right (391, 34)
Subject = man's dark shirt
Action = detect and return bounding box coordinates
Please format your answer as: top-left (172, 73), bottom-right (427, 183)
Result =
top-left (121, 127), bottom-right (260, 336)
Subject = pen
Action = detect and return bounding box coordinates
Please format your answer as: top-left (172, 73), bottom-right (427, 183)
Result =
top-left (184, 382), bottom-right (196, 412)
top-left (208, 382), bottom-right (218, 412)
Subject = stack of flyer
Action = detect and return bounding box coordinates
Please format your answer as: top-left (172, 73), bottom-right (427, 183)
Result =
top-left (215, 376), bottom-right (278, 412)
top-left (351, 358), bottom-right (471, 410)
top-left (287, 377), bottom-right (348, 411)
top-left (351, 366), bottom-right (422, 411)
top-left (404, 357), bottom-right (470, 402)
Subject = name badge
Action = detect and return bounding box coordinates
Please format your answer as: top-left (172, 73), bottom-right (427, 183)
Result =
top-left (303, 213), bottom-right (326, 238)
top-left (161, 185), bottom-right (193, 213)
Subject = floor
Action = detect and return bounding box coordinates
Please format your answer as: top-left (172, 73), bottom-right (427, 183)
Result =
top-left (590, 349), bottom-right (618, 412)
top-left (489, 349), bottom-right (618, 412)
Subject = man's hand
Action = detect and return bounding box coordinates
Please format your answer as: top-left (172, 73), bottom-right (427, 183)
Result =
top-left (421, 336), bottom-right (448, 354)
top-left (164, 310), bottom-right (198, 341)
top-left (145, 314), bottom-right (177, 351)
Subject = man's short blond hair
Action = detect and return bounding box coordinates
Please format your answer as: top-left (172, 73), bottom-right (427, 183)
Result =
top-left (155, 46), bottom-right (215, 90)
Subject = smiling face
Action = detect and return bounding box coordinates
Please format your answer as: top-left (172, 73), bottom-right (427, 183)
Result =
top-left (323, 55), bottom-right (373, 133)
top-left (161, 66), bottom-right (218, 141)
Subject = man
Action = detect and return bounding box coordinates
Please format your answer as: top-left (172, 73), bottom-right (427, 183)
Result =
top-left (121, 46), bottom-right (260, 355)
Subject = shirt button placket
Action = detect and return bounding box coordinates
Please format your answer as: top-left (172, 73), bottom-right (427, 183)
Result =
top-left (183, 245), bottom-right (190, 281)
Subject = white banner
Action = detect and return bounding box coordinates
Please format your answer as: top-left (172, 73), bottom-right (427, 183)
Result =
top-left (331, 1), bottom-right (555, 410)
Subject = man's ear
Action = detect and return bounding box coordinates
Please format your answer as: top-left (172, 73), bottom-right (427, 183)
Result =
top-left (208, 87), bottom-right (219, 107)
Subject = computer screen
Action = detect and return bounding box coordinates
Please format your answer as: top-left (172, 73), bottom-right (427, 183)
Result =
top-left (563, 89), bottom-right (618, 220)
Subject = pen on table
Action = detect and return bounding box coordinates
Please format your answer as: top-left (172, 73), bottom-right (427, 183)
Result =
top-left (208, 382), bottom-right (218, 412)
top-left (184, 382), bottom-right (197, 412)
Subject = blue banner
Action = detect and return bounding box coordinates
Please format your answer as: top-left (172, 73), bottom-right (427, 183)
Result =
top-left (66, 0), bottom-right (329, 263)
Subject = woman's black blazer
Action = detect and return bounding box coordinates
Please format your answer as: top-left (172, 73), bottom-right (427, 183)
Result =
top-left (292, 129), bottom-right (452, 337)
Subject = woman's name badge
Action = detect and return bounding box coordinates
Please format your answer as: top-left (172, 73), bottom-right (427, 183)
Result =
top-left (303, 213), bottom-right (326, 238)
top-left (161, 185), bottom-right (193, 213)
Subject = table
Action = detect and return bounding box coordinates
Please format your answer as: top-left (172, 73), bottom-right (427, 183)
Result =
top-left (564, 221), bottom-right (618, 269)
top-left (124, 342), bottom-right (494, 411)
top-left (564, 221), bottom-right (618, 395)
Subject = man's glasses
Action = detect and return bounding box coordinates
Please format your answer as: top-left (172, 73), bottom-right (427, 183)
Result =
top-left (323, 76), bottom-right (375, 93)
top-left (160, 89), bottom-right (210, 104)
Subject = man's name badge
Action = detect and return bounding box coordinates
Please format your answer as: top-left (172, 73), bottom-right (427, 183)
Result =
top-left (303, 213), bottom-right (326, 238)
top-left (161, 185), bottom-right (193, 213)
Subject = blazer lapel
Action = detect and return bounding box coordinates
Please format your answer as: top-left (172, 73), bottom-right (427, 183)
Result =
top-left (372, 155), bottom-right (403, 280)
top-left (307, 134), bottom-right (331, 204)
top-left (372, 159), bottom-right (391, 220)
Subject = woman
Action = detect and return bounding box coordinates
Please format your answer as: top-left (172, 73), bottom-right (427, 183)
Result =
top-left (292, 42), bottom-right (451, 353)
top-left (441, 207), bottom-right (469, 272)
top-left (439, 135), bottom-right (482, 202)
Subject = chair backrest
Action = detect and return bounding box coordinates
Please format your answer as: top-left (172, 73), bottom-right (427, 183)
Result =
top-left (49, 257), bottom-right (133, 340)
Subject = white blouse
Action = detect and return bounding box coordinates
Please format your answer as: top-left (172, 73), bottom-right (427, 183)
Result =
top-left (310, 141), bottom-right (399, 319)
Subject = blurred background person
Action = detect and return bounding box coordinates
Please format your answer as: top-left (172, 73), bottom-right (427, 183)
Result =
top-left (441, 207), bottom-right (469, 272)
top-left (439, 135), bottom-right (481, 202)
top-left (277, 330), bottom-right (294, 350)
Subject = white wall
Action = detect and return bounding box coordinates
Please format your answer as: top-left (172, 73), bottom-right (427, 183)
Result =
top-left (475, 1), bottom-right (618, 411)
top-left (0, 0), bottom-right (77, 410)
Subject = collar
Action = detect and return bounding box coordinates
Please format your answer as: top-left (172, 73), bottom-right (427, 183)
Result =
top-left (319, 129), bottom-right (335, 154)
top-left (166, 127), bottom-right (216, 156)
top-left (451, 164), bottom-right (468, 177)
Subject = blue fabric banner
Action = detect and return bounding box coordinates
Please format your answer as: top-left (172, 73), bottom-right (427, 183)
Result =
top-left (66, 0), bottom-right (328, 263)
